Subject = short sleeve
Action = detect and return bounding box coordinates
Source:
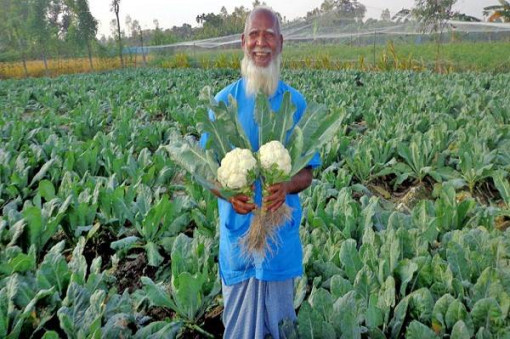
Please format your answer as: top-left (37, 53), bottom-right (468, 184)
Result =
top-left (307, 152), bottom-right (321, 169)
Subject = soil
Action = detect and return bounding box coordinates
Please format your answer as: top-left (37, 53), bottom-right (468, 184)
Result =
top-left (113, 250), bottom-right (158, 293)
top-left (82, 228), bottom-right (117, 271)
top-left (201, 305), bottom-right (224, 338)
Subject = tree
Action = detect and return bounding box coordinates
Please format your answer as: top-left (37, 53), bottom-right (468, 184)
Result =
top-left (0, 0), bottom-right (30, 76)
top-left (484, 0), bottom-right (510, 22)
top-left (131, 19), bottom-right (146, 66)
top-left (74, 0), bottom-right (98, 70)
top-left (451, 13), bottom-right (481, 22)
top-left (381, 8), bottom-right (391, 22)
top-left (29, 0), bottom-right (52, 74)
top-left (392, 8), bottom-right (412, 23)
top-left (314, 0), bottom-right (367, 25)
top-left (111, 0), bottom-right (124, 67)
top-left (413, 0), bottom-right (457, 71)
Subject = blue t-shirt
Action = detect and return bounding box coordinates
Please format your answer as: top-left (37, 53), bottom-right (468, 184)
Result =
top-left (200, 78), bottom-right (321, 286)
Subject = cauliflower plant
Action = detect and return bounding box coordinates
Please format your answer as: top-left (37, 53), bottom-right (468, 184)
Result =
top-left (258, 140), bottom-right (292, 181)
top-left (217, 148), bottom-right (257, 190)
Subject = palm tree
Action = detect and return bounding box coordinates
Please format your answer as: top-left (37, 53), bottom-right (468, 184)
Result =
top-left (483, 0), bottom-right (510, 22)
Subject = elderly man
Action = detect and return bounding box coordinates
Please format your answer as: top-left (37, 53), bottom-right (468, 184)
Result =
top-left (201, 6), bottom-right (320, 339)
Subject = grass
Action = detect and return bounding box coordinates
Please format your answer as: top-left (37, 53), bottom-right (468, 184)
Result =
top-left (0, 54), bottom-right (150, 79)
top-left (183, 41), bottom-right (510, 72)
top-left (1, 41), bottom-right (509, 78)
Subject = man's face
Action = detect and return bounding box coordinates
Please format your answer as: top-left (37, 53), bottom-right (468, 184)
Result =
top-left (242, 11), bottom-right (283, 68)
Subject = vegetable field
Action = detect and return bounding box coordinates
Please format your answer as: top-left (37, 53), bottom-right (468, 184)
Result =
top-left (1, 68), bottom-right (509, 338)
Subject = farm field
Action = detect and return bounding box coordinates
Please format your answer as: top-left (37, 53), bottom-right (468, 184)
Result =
top-left (1, 68), bottom-right (509, 338)
top-left (2, 41), bottom-right (510, 79)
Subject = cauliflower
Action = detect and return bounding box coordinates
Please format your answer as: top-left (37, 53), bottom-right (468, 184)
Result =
top-left (217, 148), bottom-right (257, 190)
top-left (258, 140), bottom-right (292, 176)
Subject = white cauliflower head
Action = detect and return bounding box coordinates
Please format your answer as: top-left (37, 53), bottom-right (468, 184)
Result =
top-left (217, 148), bottom-right (257, 189)
top-left (258, 140), bottom-right (292, 175)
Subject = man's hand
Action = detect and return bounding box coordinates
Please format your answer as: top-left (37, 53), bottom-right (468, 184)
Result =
top-left (229, 194), bottom-right (257, 214)
top-left (264, 182), bottom-right (289, 212)
top-left (263, 167), bottom-right (314, 212)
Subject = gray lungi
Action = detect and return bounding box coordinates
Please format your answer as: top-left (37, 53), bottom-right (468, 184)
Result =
top-left (222, 278), bottom-right (296, 339)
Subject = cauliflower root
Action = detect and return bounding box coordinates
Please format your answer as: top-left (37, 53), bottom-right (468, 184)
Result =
top-left (240, 202), bottom-right (292, 260)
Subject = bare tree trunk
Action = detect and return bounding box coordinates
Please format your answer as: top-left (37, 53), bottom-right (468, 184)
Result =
top-left (115, 9), bottom-right (124, 67)
top-left (14, 26), bottom-right (29, 77)
top-left (87, 41), bottom-right (94, 71)
top-left (21, 51), bottom-right (29, 78)
top-left (42, 47), bottom-right (49, 76)
top-left (140, 28), bottom-right (147, 66)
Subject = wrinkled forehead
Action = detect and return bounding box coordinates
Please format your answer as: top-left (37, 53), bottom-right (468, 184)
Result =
top-left (246, 10), bottom-right (279, 34)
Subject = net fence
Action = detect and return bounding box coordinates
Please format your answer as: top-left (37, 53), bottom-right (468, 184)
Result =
top-left (134, 19), bottom-right (510, 53)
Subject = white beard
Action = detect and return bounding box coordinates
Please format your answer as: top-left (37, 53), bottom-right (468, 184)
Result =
top-left (241, 53), bottom-right (281, 97)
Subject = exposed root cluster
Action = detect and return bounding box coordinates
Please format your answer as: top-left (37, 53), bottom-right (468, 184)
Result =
top-left (240, 203), bottom-right (292, 261)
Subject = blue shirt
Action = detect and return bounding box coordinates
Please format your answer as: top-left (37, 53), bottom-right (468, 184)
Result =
top-left (200, 78), bottom-right (321, 286)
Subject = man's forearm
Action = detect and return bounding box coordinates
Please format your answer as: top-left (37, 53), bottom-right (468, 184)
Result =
top-left (284, 167), bottom-right (313, 194)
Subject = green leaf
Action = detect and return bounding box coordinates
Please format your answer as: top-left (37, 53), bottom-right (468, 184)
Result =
top-left (0, 288), bottom-right (8, 338)
top-left (330, 274), bottom-right (353, 299)
top-left (365, 294), bottom-right (384, 330)
top-left (332, 291), bottom-right (361, 339)
top-left (354, 265), bottom-right (378, 305)
top-left (446, 241), bottom-right (470, 283)
top-left (339, 239), bottom-right (363, 283)
top-left (471, 298), bottom-right (503, 333)
top-left (409, 288), bottom-right (434, 324)
top-left (68, 237), bottom-right (87, 285)
top-left (288, 126), bottom-right (304, 168)
top-left (445, 299), bottom-right (471, 331)
top-left (38, 180), bottom-right (56, 200)
top-left (145, 241), bottom-right (164, 267)
top-left (289, 102), bottom-right (344, 177)
top-left (389, 296), bottom-right (409, 338)
top-left (102, 313), bottom-right (135, 339)
top-left (297, 302), bottom-right (336, 339)
top-left (8, 247), bottom-right (36, 273)
top-left (294, 276), bottom-right (308, 309)
top-left (163, 140), bottom-right (232, 197)
top-left (254, 91), bottom-right (296, 146)
top-left (308, 287), bottom-right (334, 321)
top-left (432, 294), bottom-right (455, 334)
top-left (492, 170), bottom-right (510, 207)
top-left (471, 267), bottom-right (502, 305)
top-left (105, 291), bottom-right (132, 319)
top-left (29, 159), bottom-right (56, 187)
top-left (395, 259), bottom-right (418, 297)
top-left (141, 277), bottom-right (177, 310)
top-left (36, 240), bottom-right (70, 295)
top-left (134, 320), bottom-right (184, 339)
top-left (405, 320), bottom-right (439, 339)
top-left (110, 236), bottom-right (140, 251)
top-left (198, 96), bottom-right (245, 159)
top-left (10, 287), bottom-right (56, 339)
top-left (377, 276), bottom-right (396, 310)
top-left (58, 282), bottom-right (91, 338)
top-left (475, 327), bottom-right (492, 338)
top-left (22, 206), bottom-right (42, 251)
top-left (451, 320), bottom-right (472, 339)
top-left (41, 331), bottom-right (60, 339)
top-left (279, 318), bottom-right (298, 339)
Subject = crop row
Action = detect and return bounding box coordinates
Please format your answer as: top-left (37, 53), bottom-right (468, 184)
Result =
top-left (0, 68), bottom-right (509, 337)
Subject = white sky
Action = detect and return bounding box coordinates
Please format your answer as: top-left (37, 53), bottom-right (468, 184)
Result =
top-left (89, 0), bottom-right (494, 38)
